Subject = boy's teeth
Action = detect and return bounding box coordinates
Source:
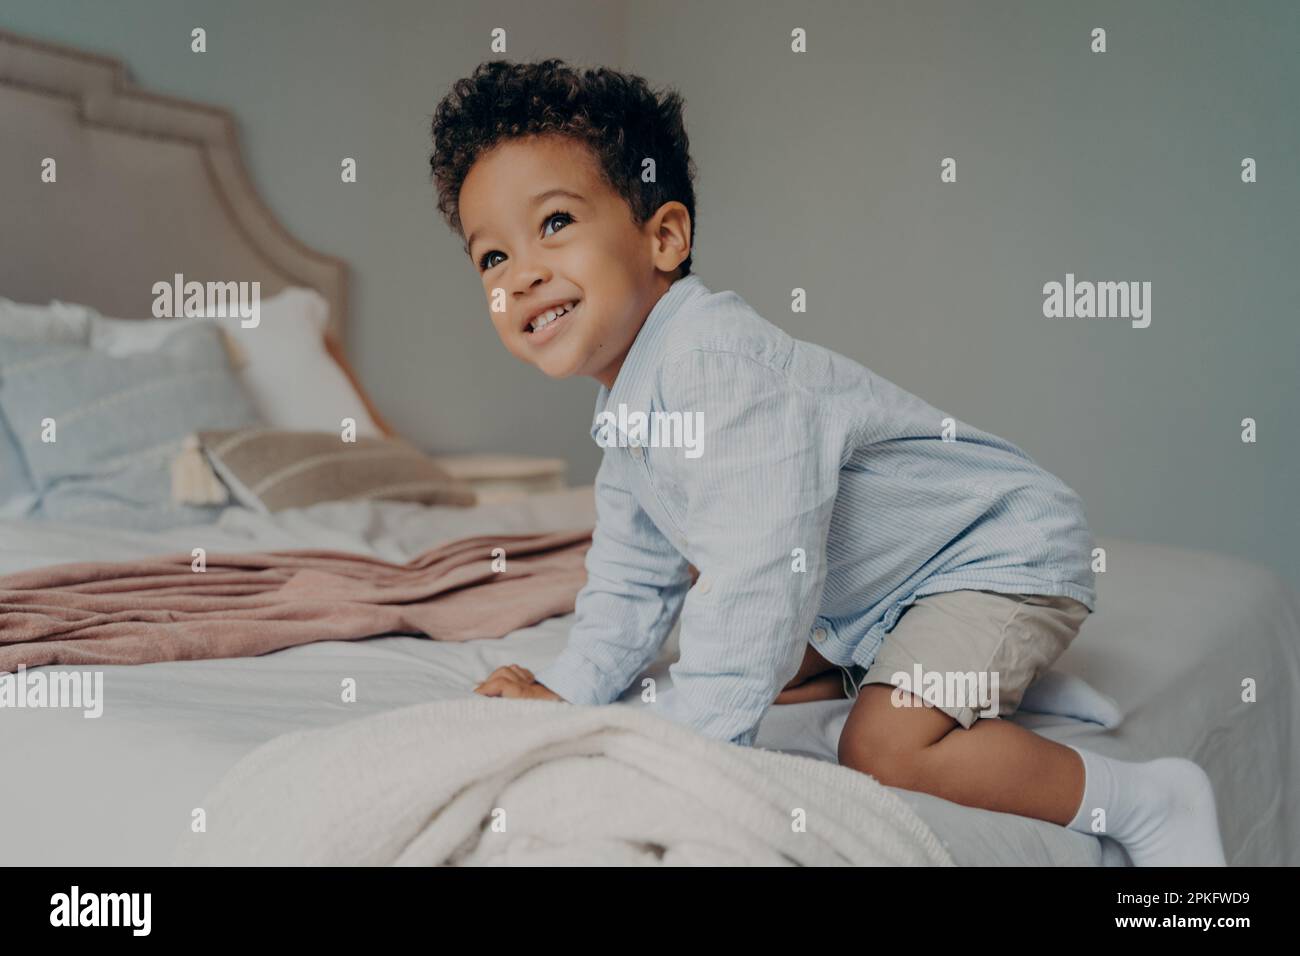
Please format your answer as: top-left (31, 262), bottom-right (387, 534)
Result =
top-left (529, 300), bottom-right (578, 332)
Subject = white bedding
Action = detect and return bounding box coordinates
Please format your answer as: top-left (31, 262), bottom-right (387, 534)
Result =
top-left (176, 696), bottom-right (955, 866)
top-left (2, 487), bottom-right (1296, 866)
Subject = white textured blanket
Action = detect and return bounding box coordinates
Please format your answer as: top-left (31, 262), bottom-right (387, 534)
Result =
top-left (175, 698), bottom-right (955, 866)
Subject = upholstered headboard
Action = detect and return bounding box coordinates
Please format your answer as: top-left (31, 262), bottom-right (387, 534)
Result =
top-left (0, 28), bottom-right (401, 433)
top-left (0, 27), bottom-right (348, 341)
top-left (0, 24), bottom-right (356, 330)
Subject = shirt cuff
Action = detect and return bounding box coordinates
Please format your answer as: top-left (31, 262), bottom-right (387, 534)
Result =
top-left (729, 727), bottom-right (758, 748)
top-left (533, 645), bottom-right (629, 707)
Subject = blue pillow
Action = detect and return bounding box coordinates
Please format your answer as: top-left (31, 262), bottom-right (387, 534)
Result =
top-left (0, 407), bottom-right (35, 509)
top-left (0, 322), bottom-right (260, 528)
top-left (1, 299), bottom-right (93, 509)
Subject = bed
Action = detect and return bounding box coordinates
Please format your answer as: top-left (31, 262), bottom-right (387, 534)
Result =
top-left (2, 28), bottom-right (1297, 867)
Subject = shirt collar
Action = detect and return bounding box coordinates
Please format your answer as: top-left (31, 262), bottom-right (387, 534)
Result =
top-left (589, 274), bottom-right (710, 444)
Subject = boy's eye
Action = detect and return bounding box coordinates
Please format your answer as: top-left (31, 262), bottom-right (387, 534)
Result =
top-left (542, 210), bottom-right (573, 237)
top-left (478, 209), bottom-right (574, 273)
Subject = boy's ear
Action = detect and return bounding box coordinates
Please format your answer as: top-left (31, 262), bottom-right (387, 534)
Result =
top-left (649, 201), bottom-right (692, 274)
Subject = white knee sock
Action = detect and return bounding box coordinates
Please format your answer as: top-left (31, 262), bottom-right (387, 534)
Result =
top-left (1065, 745), bottom-right (1227, 866)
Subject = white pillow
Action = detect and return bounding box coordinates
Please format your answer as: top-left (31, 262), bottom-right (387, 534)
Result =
top-left (89, 287), bottom-right (380, 437)
top-left (0, 297), bottom-right (94, 343)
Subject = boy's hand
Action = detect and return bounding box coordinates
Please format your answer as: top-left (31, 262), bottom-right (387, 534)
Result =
top-left (474, 664), bottom-right (565, 702)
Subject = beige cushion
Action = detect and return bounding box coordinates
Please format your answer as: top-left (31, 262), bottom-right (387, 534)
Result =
top-left (194, 429), bottom-right (476, 513)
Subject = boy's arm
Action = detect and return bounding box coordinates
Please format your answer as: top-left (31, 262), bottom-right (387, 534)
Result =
top-left (533, 452), bottom-right (693, 706)
top-left (653, 349), bottom-right (844, 746)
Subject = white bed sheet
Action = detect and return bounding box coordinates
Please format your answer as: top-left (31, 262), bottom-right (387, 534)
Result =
top-left (1, 488), bottom-right (1296, 866)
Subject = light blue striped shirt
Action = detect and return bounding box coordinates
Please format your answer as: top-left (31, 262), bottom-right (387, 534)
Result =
top-left (535, 274), bottom-right (1096, 746)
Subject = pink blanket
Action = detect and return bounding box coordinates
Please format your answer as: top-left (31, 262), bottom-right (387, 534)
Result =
top-left (0, 529), bottom-right (592, 671)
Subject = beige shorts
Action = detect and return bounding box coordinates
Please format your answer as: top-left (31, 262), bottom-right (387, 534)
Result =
top-left (848, 589), bottom-right (1091, 728)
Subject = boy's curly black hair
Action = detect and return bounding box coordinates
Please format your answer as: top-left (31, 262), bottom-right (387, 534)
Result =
top-left (430, 59), bottom-right (697, 277)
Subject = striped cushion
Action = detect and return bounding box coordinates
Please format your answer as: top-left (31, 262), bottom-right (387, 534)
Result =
top-left (197, 428), bottom-right (476, 512)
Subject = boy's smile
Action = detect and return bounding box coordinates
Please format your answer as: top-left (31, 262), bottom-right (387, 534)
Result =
top-left (521, 296), bottom-right (582, 342)
top-left (458, 133), bottom-right (691, 388)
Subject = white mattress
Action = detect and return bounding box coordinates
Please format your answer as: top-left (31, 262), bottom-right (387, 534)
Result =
top-left (1, 487), bottom-right (1296, 866)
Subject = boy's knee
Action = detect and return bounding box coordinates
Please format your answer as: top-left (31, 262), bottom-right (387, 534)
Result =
top-left (837, 685), bottom-right (959, 786)
top-left (838, 720), bottom-right (925, 788)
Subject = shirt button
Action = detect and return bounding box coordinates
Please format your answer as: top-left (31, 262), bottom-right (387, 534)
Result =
top-left (697, 577), bottom-right (711, 594)
top-left (812, 626), bottom-right (828, 643)
top-left (629, 444), bottom-right (644, 460)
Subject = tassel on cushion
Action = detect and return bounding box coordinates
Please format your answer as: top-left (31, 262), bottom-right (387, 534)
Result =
top-left (216, 328), bottom-right (250, 370)
top-left (171, 434), bottom-right (229, 505)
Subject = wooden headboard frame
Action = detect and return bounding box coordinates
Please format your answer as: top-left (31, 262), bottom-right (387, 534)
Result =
top-left (0, 27), bottom-right (394, 434)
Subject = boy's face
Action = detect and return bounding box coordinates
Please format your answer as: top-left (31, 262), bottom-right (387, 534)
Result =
top-left (459, 133), bottom-right (690, 387)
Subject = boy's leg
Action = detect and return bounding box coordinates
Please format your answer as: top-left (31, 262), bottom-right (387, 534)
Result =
top-left (839, 683), bottom-right (1083, 823)
top-left (781, 641), bottom-right (837, 689)
top-left (838, 589), bottom-right (1088, 820)
top-left (775, 670), bottom-right (847, 705)
top-left (839, 589), bottom-right (1226, 865)
top-left (777, 642), bottom-right (863, 704)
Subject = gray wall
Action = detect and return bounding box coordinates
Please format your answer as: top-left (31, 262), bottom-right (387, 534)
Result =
top-left (5, 0), bottom-right (1298, 589)
top-left (624, 0), bottom-right (1299, 589)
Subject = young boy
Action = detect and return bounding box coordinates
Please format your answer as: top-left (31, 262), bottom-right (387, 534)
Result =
top-left (433, 59), bottom-right (1225, 866)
